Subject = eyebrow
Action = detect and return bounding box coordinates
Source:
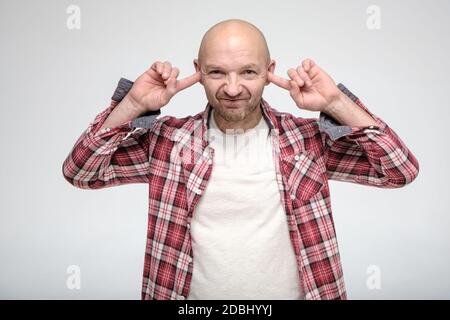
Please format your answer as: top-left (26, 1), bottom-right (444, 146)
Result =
top-left (205, 63), bottom-right (259, 70)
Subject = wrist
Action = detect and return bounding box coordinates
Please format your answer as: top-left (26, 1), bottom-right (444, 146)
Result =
top-left (322, 91), bottom-right (346, 117)
top-left (121, 94), bottom-right (148, 117)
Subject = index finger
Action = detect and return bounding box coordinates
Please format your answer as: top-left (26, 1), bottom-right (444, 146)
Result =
top-left (267, 72), bottom-right (291, 90)
top-left (302, 58), bottom-right (315, 72)
top-left (177, 71), bottom-right (201, 92)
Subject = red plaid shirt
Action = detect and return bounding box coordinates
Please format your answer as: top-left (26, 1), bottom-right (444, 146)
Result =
top-left (62, 79), bottom-right (419, 300)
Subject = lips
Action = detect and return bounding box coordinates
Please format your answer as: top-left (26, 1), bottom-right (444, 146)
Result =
top-left (221, 99), bottom-right (246, 108)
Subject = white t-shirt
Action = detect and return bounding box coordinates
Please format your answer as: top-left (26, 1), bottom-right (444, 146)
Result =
top-left (187, 109), bottom-right (303, 300)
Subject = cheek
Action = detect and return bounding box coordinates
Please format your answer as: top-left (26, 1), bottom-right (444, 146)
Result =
top-left (203, 79), bottom-right (221, 90)
top-left (247, 82), bottom-right (265, 95)
top-left (202, 82), bottom-right (219, 99)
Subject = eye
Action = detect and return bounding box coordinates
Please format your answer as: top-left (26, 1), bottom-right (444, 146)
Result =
top-left (209, 70), bottom-right (223, 74)
top-left (244, 70), bottom-right (256, 74)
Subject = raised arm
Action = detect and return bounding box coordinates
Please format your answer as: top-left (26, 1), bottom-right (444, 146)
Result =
top-left (268, 58), bottom-right (419, 188)
top-left (318, 84), bottom-right (419, 188)
top-left (62, 61), bottom-right (200, 189)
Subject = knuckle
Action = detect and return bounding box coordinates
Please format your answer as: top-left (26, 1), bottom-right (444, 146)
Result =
top-left (152, 61), bottom-right (161, 70)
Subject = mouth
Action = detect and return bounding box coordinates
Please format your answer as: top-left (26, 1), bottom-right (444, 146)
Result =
top-left (220, 98), bottom-right (247, 108)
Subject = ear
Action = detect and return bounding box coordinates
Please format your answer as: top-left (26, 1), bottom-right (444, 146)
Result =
top-left (265, 59), bottom-right (276, 86)
top-left (193, 59), bottom-right (203, 85)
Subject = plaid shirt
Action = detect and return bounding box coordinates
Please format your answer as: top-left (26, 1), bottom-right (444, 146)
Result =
top-left (62, 78), bottom-right (419, 300)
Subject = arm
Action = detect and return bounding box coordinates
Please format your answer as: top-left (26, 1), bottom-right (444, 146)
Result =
top-left (62, 78), bottom-right (160, 189)
top-left (267, 58), bottom-right (420, 188)
top-left (318, 83), bottom-right (420, 188)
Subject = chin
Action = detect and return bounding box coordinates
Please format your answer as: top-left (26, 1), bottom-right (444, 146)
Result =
top-left (217, 102), bottom-right (258, 121)
top-left (217, 108), bottom-right (247, 122)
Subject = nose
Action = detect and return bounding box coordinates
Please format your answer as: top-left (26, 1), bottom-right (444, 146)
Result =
top-left (223, 74), bottom-right (243, 97)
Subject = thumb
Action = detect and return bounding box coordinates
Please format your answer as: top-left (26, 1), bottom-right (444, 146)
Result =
top-left (165, 77), bottom-right (178, 97)
top-left (268, 72), bottom-right (291, 90)
top-left (177, 71), bottom-right (201, 92)
top-left (289, 80), bottom-right (300, 97)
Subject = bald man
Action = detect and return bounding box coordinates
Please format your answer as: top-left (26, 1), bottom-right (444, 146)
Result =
top-left (62, 19), bottom-right (419, 300)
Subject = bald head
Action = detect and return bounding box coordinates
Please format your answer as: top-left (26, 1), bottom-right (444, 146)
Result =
top-left (197, 19), bottom-right (271, 68)
top-left (193, 20), bottom-right (276, 129)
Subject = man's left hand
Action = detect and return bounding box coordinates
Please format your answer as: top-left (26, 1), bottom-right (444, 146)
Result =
top-left (268, 58), bottom-right (342, 113)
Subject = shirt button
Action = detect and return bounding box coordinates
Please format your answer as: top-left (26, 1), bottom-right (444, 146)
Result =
top-left (195, 188), bottom-right (202, 195)
top-left (290, 194), bottom-right (296, 200)
top-left (178, 295), bottom-right (185, 300)
top-left (294, 155), bottom-right (300, 161)
top-left (188, 256), bottom-right (193, 263)
top-left (186, 223), bottom-right (191, 229)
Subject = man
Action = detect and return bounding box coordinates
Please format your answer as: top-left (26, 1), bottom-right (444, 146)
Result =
top-left (62, 19), bottom-right (419, 300)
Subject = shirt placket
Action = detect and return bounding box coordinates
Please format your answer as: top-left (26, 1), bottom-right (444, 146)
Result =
top-left (269, 128), bottom-right (308, 298)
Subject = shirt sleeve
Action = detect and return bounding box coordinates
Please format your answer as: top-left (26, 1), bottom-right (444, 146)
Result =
top-left (318, 83), bottom-right (420, 188)
top-left (62, 78), bottom-right (161, 189)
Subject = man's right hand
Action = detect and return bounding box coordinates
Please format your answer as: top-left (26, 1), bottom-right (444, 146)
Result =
top-left (128, 61), bottom-right (201, 113)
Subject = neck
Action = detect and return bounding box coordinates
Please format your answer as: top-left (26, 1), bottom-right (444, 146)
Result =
top-left (212, 103), bottom-right (263, 134)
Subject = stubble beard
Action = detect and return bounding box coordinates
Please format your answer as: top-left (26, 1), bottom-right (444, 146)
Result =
top-left (214, 100), bottom-right (259, 122)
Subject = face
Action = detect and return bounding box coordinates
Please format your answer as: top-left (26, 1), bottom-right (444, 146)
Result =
top-left (194, 34), bottom-right (275, 123)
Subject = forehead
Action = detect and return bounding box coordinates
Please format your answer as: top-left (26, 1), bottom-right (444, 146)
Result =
top-left (205, 62), bottom-right (260, 70)
top-left (201, 35), bottom-right (266, 69)
top-left (202, 48), bottom-right (265, 71)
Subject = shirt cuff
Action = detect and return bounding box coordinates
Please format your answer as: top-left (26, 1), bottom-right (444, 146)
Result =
top-left (318, 83), bottom-right (385, 141)
top-left (110, 77), bottom-right (162, 129)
